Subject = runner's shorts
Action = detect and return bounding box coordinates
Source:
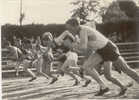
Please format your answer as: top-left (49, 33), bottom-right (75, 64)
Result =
top-left (57, 54), bottom-right (67, 63)
top-left (97, 41), bottom-right (120, 62)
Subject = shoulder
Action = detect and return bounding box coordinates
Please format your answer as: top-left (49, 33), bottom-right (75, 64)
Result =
top-left (63, 30), bottom-right (70, 34)
top-left (80, 25), bottom-right (94, 34)
top-left (11, 46), bottom-right (18, 50)
top-left (85, 21), bottom-right (96, 28)
top-left (80, 25), bottom-right (93, 31)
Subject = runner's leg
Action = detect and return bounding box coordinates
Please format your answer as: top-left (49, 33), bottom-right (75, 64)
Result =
top-left (82, 52), bottom-right (107, 90)
top-left (23, 59), bottom-right (37, 81)
top-left (116, 56), bottom-right (139, 83)
top-left (68, 66), bottom-right (91, 87)
top-left (15, 61), bottom-right (21, 76)
top-left (103, 61), bottom-right (127, 95)
top-left (61, 60), bottom-right (79, 85)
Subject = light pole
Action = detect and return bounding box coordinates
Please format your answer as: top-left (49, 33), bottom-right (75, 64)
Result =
top-left (19, 0), bottom-right (24, 26)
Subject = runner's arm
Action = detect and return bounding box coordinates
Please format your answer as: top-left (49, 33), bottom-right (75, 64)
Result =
top-left (55, 30), bottom-right (75, 45)
top-left (77, 31), bottom-right (88, 55)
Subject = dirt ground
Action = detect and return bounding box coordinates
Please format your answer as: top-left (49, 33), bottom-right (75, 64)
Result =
top-left (2, 69), bottom-right (139, 100)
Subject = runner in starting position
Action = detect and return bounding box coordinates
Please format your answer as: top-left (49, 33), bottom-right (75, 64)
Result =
top-left (65, 18), bottom-right (139, 96)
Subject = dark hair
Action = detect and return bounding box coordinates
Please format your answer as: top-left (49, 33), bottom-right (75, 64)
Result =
top-left (42, 32), bottom-right (53, 41)
top-left (64, 35), bottom-right (74, 42)
top-left (66, 18), bottom-right (80, 26)
top-left (80, 20), bottom-right (87, 25)
top-left (23, 38), bottom-right (31, 44)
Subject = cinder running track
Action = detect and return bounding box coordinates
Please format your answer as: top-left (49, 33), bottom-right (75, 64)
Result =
top-left (2, 69), bottom-right (139, 100)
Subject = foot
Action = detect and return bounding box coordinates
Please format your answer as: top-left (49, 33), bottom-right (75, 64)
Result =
top-left (126, 81), bottom-right (133, 87)
top-left (49, 77), bottom-right (58, 84)
top-left (99, 70), bottom-right (104, 76)
top-left (97, 69), bottom-right (104, 76)
top-left (29, 77), bottom-right (37, 82)
top-left (114, 66), bottom-right (122, 74)
top-left (82, 80), bottom-right (91, 87)
top-left (61, 71), bottom-right (64, 76)
top-left (73, 80), bottom-right (79, 86)
top-left (95, 87), bottom-right (109, 96)
top-left (59, 71), bottom-right (64, 76)
top-left (118, 87), bottom-right (127, 96)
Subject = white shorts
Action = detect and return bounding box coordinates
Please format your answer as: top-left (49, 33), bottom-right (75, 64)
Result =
top-left (61, 59), bottom-right (78, 70)
top-left (32, 57), bottom-right (43, 72)
top-left (22, 59), bottom-right (32, 70)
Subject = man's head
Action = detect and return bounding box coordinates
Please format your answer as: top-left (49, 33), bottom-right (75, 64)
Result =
top-left (23, 39), bottom-right (32, 49)
top-left (42, 32), bottom-right (53, 47)
top-left (65, 18), bottom-right (80, 35)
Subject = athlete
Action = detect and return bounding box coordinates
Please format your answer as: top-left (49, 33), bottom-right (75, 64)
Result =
top-left (5, 41), bottom-right (23, 76)
top-left (41, 32), bottom-right (58, 84)
top-left (65, 18), bottom-right (139, 96)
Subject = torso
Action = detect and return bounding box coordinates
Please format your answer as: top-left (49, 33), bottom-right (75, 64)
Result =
top-left (80, 25), bottom-right (108, 51)
top-left (66, 51), bottom-right (78, 62)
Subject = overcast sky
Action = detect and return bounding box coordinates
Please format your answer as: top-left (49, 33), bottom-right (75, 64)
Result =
top-left (1, 0), bottom-right (75, 25)
top-left (1, 0), bottom-right (138, 25)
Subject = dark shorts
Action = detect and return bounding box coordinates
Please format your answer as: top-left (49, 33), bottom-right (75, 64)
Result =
top-left (97, 41), bottom-right (120, 62)
top-left (57, 54), bottom-right (67, 63)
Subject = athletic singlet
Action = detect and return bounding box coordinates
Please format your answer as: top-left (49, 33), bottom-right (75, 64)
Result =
top-left (66, 51), bottom-right (78, 62)
top-left (80, 25), bottom-right (108, 51)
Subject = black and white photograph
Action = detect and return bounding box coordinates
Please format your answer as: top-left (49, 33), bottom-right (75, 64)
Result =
top-left (1, 0), bottom-right (139, 100)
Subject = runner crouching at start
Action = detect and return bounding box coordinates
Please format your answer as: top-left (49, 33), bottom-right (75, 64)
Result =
top-left (65, 18), bottom-right (139, 96)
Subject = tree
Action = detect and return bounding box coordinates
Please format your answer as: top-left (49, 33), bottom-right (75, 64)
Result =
top-left (71, 0), bottom-right (100, 23)
top-left (102, 0), bottom-right (138, 42)
top-left (102, 1), bottom-right (129, 23)
top-left (118, 0), bottom-right (137, 18)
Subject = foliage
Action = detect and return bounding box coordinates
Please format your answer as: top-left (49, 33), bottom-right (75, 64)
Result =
top-left (118, 0), bottom-right (137, 18)
top-left (102, 1), bottom-right (129, 23)
top-left (71, 0), bottom-right (100, 22)
top-left (101, 0), bottom-right (139, 42)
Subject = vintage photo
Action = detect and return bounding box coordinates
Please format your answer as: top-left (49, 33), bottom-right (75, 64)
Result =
top-left (1, 0), bottom-right (139, 99)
